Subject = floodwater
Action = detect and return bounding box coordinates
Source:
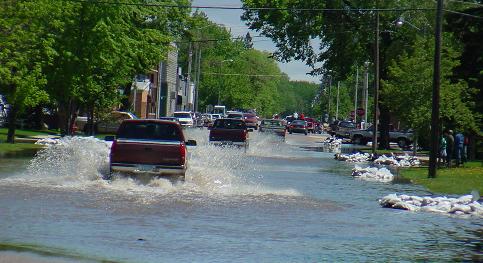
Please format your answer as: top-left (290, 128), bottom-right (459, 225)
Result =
top-left (0, 130), bottom-right (481, 262)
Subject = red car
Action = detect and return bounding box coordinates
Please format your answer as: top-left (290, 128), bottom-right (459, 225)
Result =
top-left (108, 119), bottom-right (196, 180)
top-left (305, 117), bottom-right (315, 133)
top-left (243, 113), bottom-right (259, 130)
top-left (288, 120), bottom-right (308, 135)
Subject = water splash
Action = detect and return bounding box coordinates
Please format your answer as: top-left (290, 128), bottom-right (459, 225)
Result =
top-left (2, 129), bottom-right (301, 198)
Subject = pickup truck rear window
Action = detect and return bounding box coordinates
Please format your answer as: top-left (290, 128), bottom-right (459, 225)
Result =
top-left (118, 122), bottom-right (181, 141)
top-left (213, 119), bottom-right (246, 129)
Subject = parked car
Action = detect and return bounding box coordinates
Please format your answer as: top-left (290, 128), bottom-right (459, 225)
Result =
top-left (305, 117), bottom-right (315, 133)
top-left (108, 119), bottom-right (196, 181)
top-left (209, 118), bottom-right (251, 148)
top-left (259, 119), bottom-right (286, 138)
top-left (329, 120), bottom-right (357, 138)
top-left (173, 111), bottom-right (194, 127)
top-left (77, 111), bottom-right (137, 134)
top-left (288, 120), bottom-right (308, 135)
top-left (243, 113), bottom-right (259, 130)
top-left (349, 126), bottom-right (413, 148)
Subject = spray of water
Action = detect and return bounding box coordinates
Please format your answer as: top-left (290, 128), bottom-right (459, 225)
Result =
top-left (2, 129), bottom-right (301, 198)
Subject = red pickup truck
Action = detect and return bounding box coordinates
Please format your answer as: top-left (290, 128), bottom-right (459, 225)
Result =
top-left (107, 119), bottom-right (196, 180)
top-left (209, 118), bottom-right (251, 148)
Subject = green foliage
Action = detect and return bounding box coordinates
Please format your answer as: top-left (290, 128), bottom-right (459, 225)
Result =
top-left (180, 12), bottom-right (319, 117)
top-left (382, 36), bottom-right (477, 134)
top-left (0, 0), bottom-right (53, 111)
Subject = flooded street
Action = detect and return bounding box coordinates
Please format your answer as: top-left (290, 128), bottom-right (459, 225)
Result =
top-left (0, 130), bottom-right (481, 262)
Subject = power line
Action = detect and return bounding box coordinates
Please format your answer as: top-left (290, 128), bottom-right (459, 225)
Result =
top-left (444, 9), bottom-right (483, 19)
top-left (203, 73), bottom-right (285, 77)
top-left (61, 0), bottom-right (434, 13)
top-left (447, 0), bottom-right (483, 8)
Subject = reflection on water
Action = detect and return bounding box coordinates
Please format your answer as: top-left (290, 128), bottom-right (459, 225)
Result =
top-left (0, 130), bottom-right (481, 262)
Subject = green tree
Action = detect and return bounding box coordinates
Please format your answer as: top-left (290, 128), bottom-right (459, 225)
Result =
top-left (44, 0), bottom-right (190, 134)
top-left (0, 0), bottom-right (56, 142)
top-left (382, 36), bottom-right (477, 147)
top-left (241, 0), bottom-right (436, 148)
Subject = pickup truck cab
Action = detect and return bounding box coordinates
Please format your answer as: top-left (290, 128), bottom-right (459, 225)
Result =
top-left (349, 126), bottom-right (413, 148)
top-left (108, 119), bottom-right (196, 180)
top-left (209, 118), bottom-right (251, 148)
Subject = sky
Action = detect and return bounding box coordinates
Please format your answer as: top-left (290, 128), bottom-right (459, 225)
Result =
top-left (192, 0), bottom-right (320, 83)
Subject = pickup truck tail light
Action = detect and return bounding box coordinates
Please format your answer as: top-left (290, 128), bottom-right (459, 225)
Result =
top-left (179, 143), bottom-right (186, 164)
top-left (242, 130), bottom-right (247, 141)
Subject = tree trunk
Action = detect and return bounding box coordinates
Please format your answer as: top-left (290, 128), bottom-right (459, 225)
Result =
top-left (86, 103), bottom-right (95, 136)
top-left (58, 102), bottom-right (70, 136)
top-left (6, 103), bottom-right (18, 143)
top-left (379, 103), bottom-right (391, 150)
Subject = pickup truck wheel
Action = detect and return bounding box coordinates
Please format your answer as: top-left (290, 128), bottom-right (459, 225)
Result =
top-left (289, 131), bottom-right (292, 134)
top-left (304, 131), bottom-right (308, 135)
top-left (397, 138), bottom-right (408, 148)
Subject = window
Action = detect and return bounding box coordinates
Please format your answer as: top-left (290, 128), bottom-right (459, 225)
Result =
top-left (118, 122), bottom-right (181, 141)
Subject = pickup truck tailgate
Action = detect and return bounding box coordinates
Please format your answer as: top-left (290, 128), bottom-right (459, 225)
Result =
top-left (210, 129), bottom-right (246, 142)
top-left (111, 139), bottom-right (183, 166)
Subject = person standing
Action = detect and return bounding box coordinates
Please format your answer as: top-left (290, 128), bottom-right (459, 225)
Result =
top-left (439, 132), bottom-right (447, 167)
top-left (445, 130), bottom-right (455, 168)
top-left (454, 131), bottom-right (465, 166)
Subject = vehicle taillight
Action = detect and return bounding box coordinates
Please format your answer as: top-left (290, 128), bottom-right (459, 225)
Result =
top-left (242, 130), bottom-right (247, 140)
top-left (179, 143), bottom-right (186, 164)
top-left (290, 125), bottom-right (294, 129)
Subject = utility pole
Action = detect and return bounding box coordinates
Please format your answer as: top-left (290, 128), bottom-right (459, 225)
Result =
top-left (372, 2), bottom-right (380, 155)
top-left (364, 62), bottom-right (369, 129)
top-left (186, 42), bottom-right (193, 111)
top-left (429, 0), bottom-right (444, 178)
top-left (354, 67), bottom-right (359, 124)
top-left (336, 81), bottom-right (340, 120)
top-left (194, 44), bottom-right (202, 113)
top-left (328, 76), bottom-right (332, 120)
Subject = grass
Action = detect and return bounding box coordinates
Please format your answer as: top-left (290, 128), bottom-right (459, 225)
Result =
top-left (0, 128), bottom-right (59, 141)
top-left (399, 161), bottom-right (483, 195)
top-left (0, 143), bottom-right (45, 156)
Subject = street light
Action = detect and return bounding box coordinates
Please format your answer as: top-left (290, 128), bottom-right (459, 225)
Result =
top-left (395, 17), bottom-right (422, 31)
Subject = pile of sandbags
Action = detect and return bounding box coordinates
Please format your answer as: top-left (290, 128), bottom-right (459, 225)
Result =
top-left (379, 193), bottom-right (483, 217)
top-left (373, 154), bottom-right (420, 167)
top-left (351, 166), bottom-right (394, 182)
top-left (322, 136), bottom-right (342, 146)
top-left (335, 152), bottom-right (371, 162)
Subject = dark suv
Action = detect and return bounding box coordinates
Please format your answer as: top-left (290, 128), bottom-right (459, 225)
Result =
top-left (108, 119), bottom-right (196, 180)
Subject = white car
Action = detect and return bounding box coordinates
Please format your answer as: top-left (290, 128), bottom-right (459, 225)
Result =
top-left (173, 111), bottom-right (194, 127)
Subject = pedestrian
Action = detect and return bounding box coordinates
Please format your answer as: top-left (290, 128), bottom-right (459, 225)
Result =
top-left (454, 131), bottom-right (465, 166)
top-left (300, 113), bottom-right (305, 120)
top-left (445, 129), bottom-right (454, 168)
top-left (463, 132), bottom-right (469, 163)
top-left (439, 133), bottom-right (447, 167)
